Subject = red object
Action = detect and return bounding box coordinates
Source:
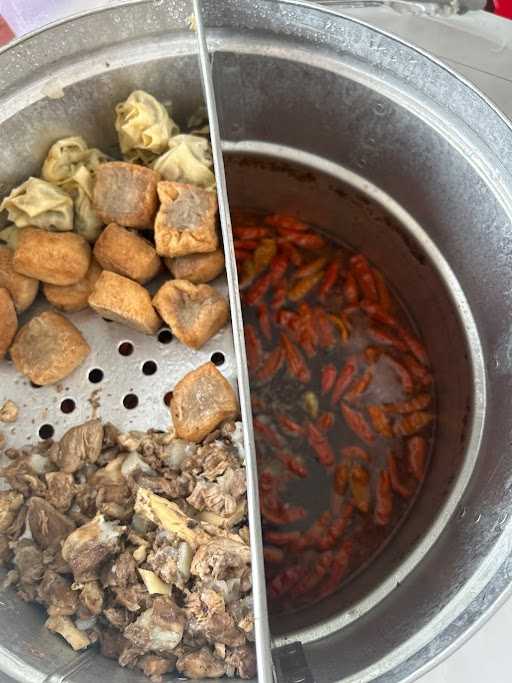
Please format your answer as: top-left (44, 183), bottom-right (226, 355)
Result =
top-left (494, 0), bottom-right (512, 16)
top-left (0, 17), bottom-right (14, 45)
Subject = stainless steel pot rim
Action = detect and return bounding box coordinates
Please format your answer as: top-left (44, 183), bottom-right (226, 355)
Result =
top-left (1, 2), bottom-right (512, 682)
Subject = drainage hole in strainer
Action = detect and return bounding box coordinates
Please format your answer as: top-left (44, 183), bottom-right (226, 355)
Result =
top-left (142, 360), bottom-right (157, 376)
top-left (88, 368), bottom-right (104, 384)
top-left (39, 424), bottom-right (54, 440)
top-left (118, 341), bottom-right (134, 356)
top-left (60, 398), bottom-right (76, 414)
top-left (123, 394), bottom-right (138, 410)
top-left (158, 329), bottom-right (173, 344)
top-left (163, 391), bottom-right (173, 406)
top-left (210, 351), bottom-right (225, 367)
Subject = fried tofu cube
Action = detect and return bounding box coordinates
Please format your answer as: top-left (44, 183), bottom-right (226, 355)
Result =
top-left (0, 288), bottom-right (17, 359)
top-left (93, 223), bottom-right (161, 284)
top-left (154, 182), bottom-right (218, 258)
top-left (153, 280), bottom-right (229, 349)
top-left (0, 245), bottom-right (38, 313)
top-left (93, 162), bottom-right (159, 229)
top-left (171, 362), bottom-right (238, 442)
top-left (13, 228), bottom-right (91, 286)
top-left (164, 249), bottom-right (225, 284)
top-left (88, 271), bottom-right (160, 335)
top-left (10, 310), bottom-right (90, 385)
top-left (43, 258), bottom-right (102, 313)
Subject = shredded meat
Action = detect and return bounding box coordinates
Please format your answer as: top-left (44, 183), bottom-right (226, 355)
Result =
top-left (0, 418), bottom-right (254, 680)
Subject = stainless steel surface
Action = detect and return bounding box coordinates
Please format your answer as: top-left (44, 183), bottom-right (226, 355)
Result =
top-left (193, 3), bottom-right (273, 682)
top-left (0, 1), bottom-right (511, 682)
top-left (314, 0), bottom-right (486, 16)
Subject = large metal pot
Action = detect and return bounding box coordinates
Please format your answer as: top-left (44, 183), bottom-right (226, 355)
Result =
top-left (1, 1), bottom-right (512, 682)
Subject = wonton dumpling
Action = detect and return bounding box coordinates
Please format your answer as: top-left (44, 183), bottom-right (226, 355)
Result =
top-left (0, 178), bottom-right (73, 232)
top-left (152, 135), bottom-right (215, 189)
top-left (115, 90), bottom-right (179, 163)
top-left (42, 136), bottom-right (108, 242)
top-left (68, 165), bottom-right (103, 242)
top-left (42, 136), bottom-right (107, 185)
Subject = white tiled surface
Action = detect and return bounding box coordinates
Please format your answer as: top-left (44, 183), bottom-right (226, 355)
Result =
top-left (1, 2), bottom-right (512, 681)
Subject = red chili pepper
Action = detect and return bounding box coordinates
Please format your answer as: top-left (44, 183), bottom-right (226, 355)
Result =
top-left (316, 309), bottom-right (337, 349)
top-left (321, 364), bottom-right (337, 395)
top-left (407, 436), bottom-right (428, 481)
top-left (316, 411), bottom-right (335, 432)
top-left (367, 404), bottom-right (393, 438)
top-left (262, 501), bottom-right (307, 526)
top-left (280, 241), bottom-right (304, 266)
top-left (341, 403), bottom-right (375, 444)
top-left (294, 256), bottom-right (328, 279)
top-left (345, 368), bottom-right (373, 402)
top-left (384, 354), bottom-right (415, 394)
top-left (271, 284), bottom-right (288, 310)
top-left (343, 271), bottom-right (359, 304)
top-left (265, 213), bottom-right (309, 231)
top-left (372, 268), bottom-right (392, 312)
top-left (360, 300), bottom-right (399, 328)
top-left (235, 248), bottom-right (252, 262)
top-left (276, 413), bottom-right (305, 437)
top-left (383, 393), bottom-right (431, 414)
top-left (269, 564), bottom-right (306, 599)
top-left (319, 541), bottom-right (352, 598)
top-left (398, 327), bottom-right (430, 366)
top-left (280, 333), bottom-right (311, 384)
top-left (244, 324), bottom-right (263, 372)
top-left (276, 309), bottom-right (300, 331)
top-left (368, 325), bottom-right (408, 352)
top-left (318, 260), bottom-right (341, 299)
top-left (263, 530), bottom-right (302, 547)
top-left (277, 451), bottom-right (308, 478)
top-left (288, 270), bottom-right (323, 301)
top-left (253, 418), bottom-right (283, 448)
top-left (375, 470), bottom-right (393, 526)
top-left (280, 232), bottom-right (326, 250)
top-left (393, 411), bottom-right (433, 436)
top-left (306, 421), bottom-right (335, 466)
top-left (387, 452), bottom-right (413, 498)
top-left (341, 446), bottom-right (370, 462)
top-left (268, 252), bottom-right (289, 285)
top-left (327, 503), bottom-right (354, 543)
top-left (350, 254), bottom-right (378, 301)
top-left (291, 552), bottom-right (333, 597)
top-left (234, 239), bottom-right (259, 250)
top-left (402, 353), bottom-right (433, 387)
top-left (333, 463), bottom-right (349, 495)
top-left (245, 271), bottom-right (273, 306)
top-left (233, 226), bottom-right (271, 239)
top-left (256, 346), bottom-right (285, 383)
top-left (331, 357), bottom-right (358, 405)
top-left (263, 546), bottom-right (285, 564)
top-left (257, 304), bottom-right (272, 341)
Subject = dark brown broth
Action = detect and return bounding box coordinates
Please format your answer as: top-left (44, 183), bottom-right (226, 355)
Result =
top-left (234, 210), bottom-right (436, 615)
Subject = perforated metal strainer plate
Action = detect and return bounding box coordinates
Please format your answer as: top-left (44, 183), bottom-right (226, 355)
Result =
top-left (0, 276), bottom-right (236, 449)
